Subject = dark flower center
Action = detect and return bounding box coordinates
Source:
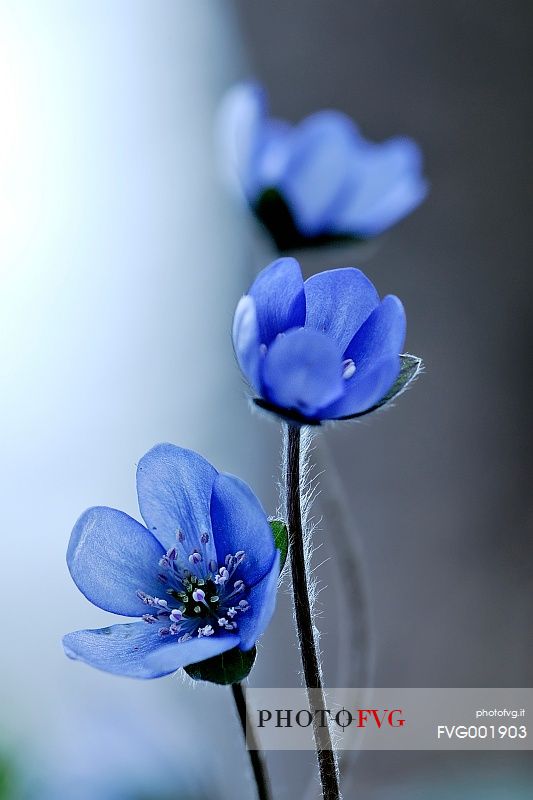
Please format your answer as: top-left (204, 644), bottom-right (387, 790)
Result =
top-left (137, 535), bottom-right (252, 642)
top-left (168, 575), bottom-right (220, 619)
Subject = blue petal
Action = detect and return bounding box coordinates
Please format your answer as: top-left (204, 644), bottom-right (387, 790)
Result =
top-left (136, 444), bottom-right (217, 558)
top-left (280, 111), bottom-right (358, 235)
top-left (248, 257), bottom-right (305, 346)
top-left (238, 550), bottom-right (280, 651)
top-left (331, 137), bottom-right (428, 236)
top-left (63, 622), bottom-right (238, 679)
top-left (143, 632), bottom-right (239, 678)
top-left (67, 507), bottom-right (165, 616)
top-left (252, 117), bottom-right (292, 193)
top-left (322, 356), bottom-right (401, 419)
top-left (217, 81), bottom-right (267, 200)
top-left (304, 268), bottom-right (380, 354)
top-left (261, 327), bottom-right (344, 418)
top-left (232, 295), bottom-right (261, 392)
top-left (210, 472), bottom-right (275, 587)
top-left (346, 295), bottom-right (406, 370)
top-left (322, 296), bottom-right (406, 419)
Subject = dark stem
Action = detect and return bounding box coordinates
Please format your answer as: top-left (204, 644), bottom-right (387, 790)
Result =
top-left (231, 682), bottom-right (272, 800)
top-left (285, 424), bottom-right (340, 800)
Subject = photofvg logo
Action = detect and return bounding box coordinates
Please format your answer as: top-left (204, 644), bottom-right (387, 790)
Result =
top-left (245, 688), bottom-right (533, 751)
top-left (245, 689), bottom-right (408, 750)
top-left (258, 707), bottom-right (405, 732)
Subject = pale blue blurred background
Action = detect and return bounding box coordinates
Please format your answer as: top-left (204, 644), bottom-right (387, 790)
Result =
top-left (0, 1), bottom-right (280, 797)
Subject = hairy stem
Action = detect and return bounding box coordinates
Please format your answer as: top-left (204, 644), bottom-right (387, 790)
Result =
top-left (285, 423), bottom-right (340, 800)
top-left (301, 434), bottom-right (372, 800)
top-left (231, 682), bottom-right (272, 800)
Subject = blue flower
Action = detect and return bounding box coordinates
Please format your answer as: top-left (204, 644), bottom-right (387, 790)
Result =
top-left (63, 444), bottom-right (280, 679)
top-left (219, 82), bottom-right (428, 251)
top-left (233, 257), bottom-right (420, 423)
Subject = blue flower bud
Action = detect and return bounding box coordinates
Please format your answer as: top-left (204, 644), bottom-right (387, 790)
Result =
top-left (233, 257), bottom-right (421, 423)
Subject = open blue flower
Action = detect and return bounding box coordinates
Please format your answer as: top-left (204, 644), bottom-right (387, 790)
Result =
top-left (219, 82), bottom-right (428, 251)
top-left (63, 444), bottom-right (280, 679)
top-left (233, 258), bottom-right (420, 424)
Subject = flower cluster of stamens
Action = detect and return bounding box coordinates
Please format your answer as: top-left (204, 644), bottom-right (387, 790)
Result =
top-left (137, 530), bottom-right (250, 642)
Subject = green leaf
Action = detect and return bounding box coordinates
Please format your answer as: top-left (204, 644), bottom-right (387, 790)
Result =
top-left (341, 354), bottom-right (423, 420)
top-left (269, 519), bottom-right (288, 571)
top-left (0, 752), bottom-right (17, 800)
top-left (184, 645), bottom-right (256, 685)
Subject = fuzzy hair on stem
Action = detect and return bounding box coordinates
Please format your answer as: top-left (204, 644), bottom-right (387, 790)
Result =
top-left (284, 423), bottom-right (341, 800)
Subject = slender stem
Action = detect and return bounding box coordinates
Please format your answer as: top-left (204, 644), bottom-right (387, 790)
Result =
top-left (231, 682), bottom-right (273, 800)
top-left (285, 423), bottom-right (340, 800)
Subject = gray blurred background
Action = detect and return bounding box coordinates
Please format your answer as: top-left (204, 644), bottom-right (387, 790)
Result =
top-left (232, 0), bottom-right (533, 796)
top-left (0, 1), bottom-right (531, 798)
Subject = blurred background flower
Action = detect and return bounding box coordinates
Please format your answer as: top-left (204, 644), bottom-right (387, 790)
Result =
top-left (219, 82), bottom-right (427, 251)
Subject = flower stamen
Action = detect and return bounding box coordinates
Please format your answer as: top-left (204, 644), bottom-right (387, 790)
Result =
top-left (342, 358), bottom-right (356, 380)
top-left (139, 548), bottom-right (251, 639)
